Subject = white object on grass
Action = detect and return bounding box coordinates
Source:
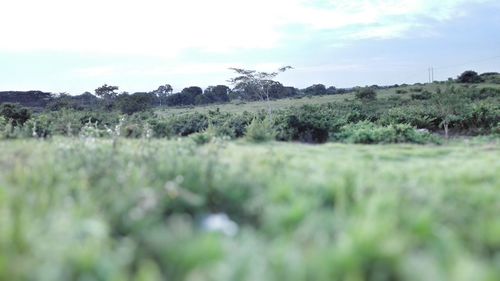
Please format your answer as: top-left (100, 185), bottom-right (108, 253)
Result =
top-left (201, 213), bottom-right (238, 237)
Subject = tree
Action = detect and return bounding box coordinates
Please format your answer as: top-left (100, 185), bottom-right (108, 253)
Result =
top-left (431, 86), bottom-right (468, 139)
top-left (116, 92), bottom-right (155, 115)
top-left (457, 70), bottom-right (483, 83)
top-left (95, 84), bottom-right (119, 99)
top-left (228, 66), bottom-right (293, 116)
top-left (0, 103), bottom-right (31, 125)
top-left (304, 84), bottom-right (327, 96)
top-left (355, 87), bottom-right (377, 101)
top-left (204, 85), bottom-right (230, 104)
top-left (181, 86), bottom-right (203, 105)
top-left (154, 84), bottom-right (173, 107)
top-left (326, 86), bottom-right (337, 95)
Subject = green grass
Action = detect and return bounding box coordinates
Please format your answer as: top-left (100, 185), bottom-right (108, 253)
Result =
top-left (157, 81), bottom-right (500, 115)
top-left (157, 94), bottom-right (352, 115)
top-left (1, 137), bottom-right (499, 280)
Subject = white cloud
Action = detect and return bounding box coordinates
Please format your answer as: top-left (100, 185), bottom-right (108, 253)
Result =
top-left (0, 0), bottom-right (493, 56)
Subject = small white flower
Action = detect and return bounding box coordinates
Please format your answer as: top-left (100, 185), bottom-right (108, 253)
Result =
top-left (200, 213), bottom-right (239, 237)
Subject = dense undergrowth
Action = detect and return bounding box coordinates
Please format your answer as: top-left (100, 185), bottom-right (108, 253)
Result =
top-left (1, 84), bottom-right (499, 144)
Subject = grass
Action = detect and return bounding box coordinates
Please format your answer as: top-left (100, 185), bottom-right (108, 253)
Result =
top-left (157, 94), bottom-right (352, 115)
top-left (1, 137), bottom-right (499, 280)
top-left (157, 81), bottom-right (500, 115)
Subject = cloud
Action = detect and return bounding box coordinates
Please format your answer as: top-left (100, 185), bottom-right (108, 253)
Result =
top-left (0, 0), bottom-right (494, 56)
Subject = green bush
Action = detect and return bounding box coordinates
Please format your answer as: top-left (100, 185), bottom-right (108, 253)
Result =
top-left (334, 121), bottom-right (439, 144)
top-left (355, 87), bottom-right (377, 101)
top-left (0, 116), bottom-right (6, 132)
top-left (457, 70), bottom-right (483, 83)
top-left (245, 118), bottom-right (276, 142)
top-left (205, 110), bottom-right (256, 139)
top-left (380, 106), bottom-right (437, 130)
top-left (459, 102), bottom-right (500, 132)
top-left (0, 103), bottom-right (31, 126)
top-left (189, 125), bottom-right (218, 145)
top-left (469, 87), bottom-right (500, 100)
top-left (411, 90), bottom-right (432, 100)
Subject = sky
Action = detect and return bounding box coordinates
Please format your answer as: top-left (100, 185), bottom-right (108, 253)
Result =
top-left (0, 0), bottom-right (499, 94)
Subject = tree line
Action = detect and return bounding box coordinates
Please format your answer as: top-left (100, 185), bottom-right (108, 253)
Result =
top-left (0, 83), bottom-right (351, 115)
top-left (0, 70), bottom-right (497, 117)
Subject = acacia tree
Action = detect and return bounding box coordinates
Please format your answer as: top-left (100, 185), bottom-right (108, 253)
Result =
top-left (95, 84), bottom-right (118, 100)
top-left (228, 66), bottom-right (293, 116)
top-left (431, 86), bottom-right (467, 139)
top-left (154, 84), bottom-right (173, 107)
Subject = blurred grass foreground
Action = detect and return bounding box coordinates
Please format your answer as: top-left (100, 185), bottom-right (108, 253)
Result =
top-left (0, 137), bottom-right (499, 280)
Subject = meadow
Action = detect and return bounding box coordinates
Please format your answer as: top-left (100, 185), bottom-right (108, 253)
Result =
top-left (157, 82), bottom-right (500, 115)
top-left (1, 137), bottom-right (499, 281)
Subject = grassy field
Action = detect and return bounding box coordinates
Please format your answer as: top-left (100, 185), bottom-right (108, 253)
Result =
top-left (157, 93), bottom-right (352, 115)
top-left (1, 137), bottom-right (499, 280)
top-left (157, 81), bottom-right (500, 115)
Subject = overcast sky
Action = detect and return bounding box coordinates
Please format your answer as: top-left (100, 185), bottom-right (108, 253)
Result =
top-left (1, 0), bottom-right (499, 94)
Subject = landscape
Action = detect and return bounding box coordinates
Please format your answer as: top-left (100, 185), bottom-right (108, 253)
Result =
top-left (1, 0), bottom-right (500, 280)
top-left (1, 70), bottom-right (499, 280)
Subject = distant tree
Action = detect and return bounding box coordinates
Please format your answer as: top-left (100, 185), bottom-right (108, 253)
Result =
top-left (154, 84), bottom-right (173, 107)
top-left (0, 91), bottom-right (52, 108)
top-left (94, 84), bottom-right (119, 110)
top-left (46, 93), bottom-right (80, 111)
top-left (73, 92), bottom-right (99, 108)
top-left (355, 87), bottom-right (377, 101)
top-left (326, 86), bottom-right (337, 95)
top-left (204, 85), bottom-right (230, 104)
top-left (116, 92), bottom-right (155, 115)
top-left (181, 86), bottom-right (203, 105)
top-left (228, 66), bottom-right (293, 116)
top-left (304, 84), bottom-right (327, 96)
top-left (431, 87), bottom-right (468, 139)
top-left (0, 103), bottom-right (31, 125)
top-left (457, 70), bottom-right (483, 83)
top-left (95, 84), bottom-right (119, 99)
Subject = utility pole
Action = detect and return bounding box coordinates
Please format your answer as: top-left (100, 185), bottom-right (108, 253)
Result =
top-left (431, 67), bottom-right (434, 83)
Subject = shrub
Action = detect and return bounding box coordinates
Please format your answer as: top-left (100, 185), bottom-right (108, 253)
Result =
top-left (190, 131), bottom-right (213, 145)
top-left (492, 122), bottom-right (500, 135)
top-left (355, 88), bottom-right (376, 101)
top-left (273, 104), bottom-right (349, 143)
top-left (469, 87), bottom-right (500, 100)
top-left (0, 103), bottom-right (31, 126)
top-left (334, 121), bottom-right (439, 144)
top-left (459, 102), bottom-right (500, 132)
top-left (0, 116), bottom-right (6, 131)
top-left (210, 112), bottom-right (254, 138)
top-left (395, 89), bottom-right (407, 94)
top-left (189, 125), bottom-right (219, 145)
top-left (380, 107), bottom-right (437, 129)
top-left (411, 91), bottom-right (432, 100)
top-left (457, 70), bottom-right (483, 83)
top-left (168, 113), bottom-right (209, 136)
top-left (26, 115), bottom-right (53, 138)
top-left (245, 118), bottom-right (276, 142)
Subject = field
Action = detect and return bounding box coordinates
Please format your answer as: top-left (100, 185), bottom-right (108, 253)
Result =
top-left (157, 82), bottom-right (500, 115)
top-left (1, 137), bottom-right (499, 280)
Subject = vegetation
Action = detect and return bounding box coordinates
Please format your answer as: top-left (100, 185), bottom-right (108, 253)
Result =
top-left (0, 138), bottom-right (499, 280)
top-left (457, 70), bottom-right (483, 83)
top-left (355, 87), bottom-right (377, 101)
top-left (1, 80), bottom-right (499, 143)
top-left (244, 118), bottom-right (276, 142)
top-left (1, 69), bottom-right (499, 280)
